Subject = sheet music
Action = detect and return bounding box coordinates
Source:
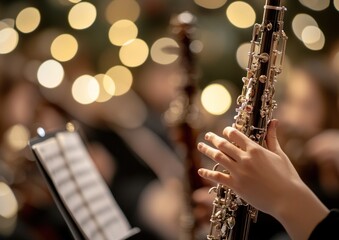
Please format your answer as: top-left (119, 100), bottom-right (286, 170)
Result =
top-left (31, 131), bottom-right (139, 240)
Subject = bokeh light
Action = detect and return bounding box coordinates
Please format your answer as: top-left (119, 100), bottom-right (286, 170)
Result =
top-left (201, 83), bottom-right (232, 115)
top-left (105, 0), bottom-right (140, 24)
top-left (16, 7), bottom-right (41, 33)
top-left (194, 0), bottom-right (227, 9)
top-left (292, 13), bottom-right (318, 41)
top-left (4, 124), bottom-right (30, 151)
top-left (94, 73), bottom-right (116, 102)
top-left (51, 34), bottom-right (78, 62)
top-left (119, 39), bottom-right (149, 67)
top-left (298, 0), bottom-right (330, 11)
top-left (108, 20), bottom-right (138, 46)
top-left (150, 37), bottom-right (179, 65)
top-left (72, 75), bottom-right (100, 104)
top-left (0, 28), bottom-right (19, 54)
top-left (335, 0), bottom-right (339, 11)
top-left (226, 1), bottom-right (256, 29)
top-left (68, 2), bottom-right (97, 30)
top-left (106, 65), bottom-right (133, 96)
top-left (236, 43), bottom-right (251, 70)
top-left (301, 26), bottom-right (321, 44)
top-left (0, 182), bottom-right (18, 219)
top-left (190, 40), bottom-right (204, 54)
top-left (37, 59), bottom-right (64, 88)
top-left (302, 26), bottom-right (325, 51)
top-left (68, 0), bottom-right (82, 3)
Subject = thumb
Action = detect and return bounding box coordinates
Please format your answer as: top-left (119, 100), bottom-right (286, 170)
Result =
top-left (266, 119), bottom-right (282, 154)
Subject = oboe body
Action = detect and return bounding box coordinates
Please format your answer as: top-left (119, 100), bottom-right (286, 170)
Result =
top-left (164, 12), bottom-right (204, 240)
top-left (207, 1), bottom-right (287, 239)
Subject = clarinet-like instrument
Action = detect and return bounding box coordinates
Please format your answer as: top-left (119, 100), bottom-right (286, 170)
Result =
top-left (207, 1), bottom-right (288, 239)
top-left (164, 11), bottom-right (204, 240)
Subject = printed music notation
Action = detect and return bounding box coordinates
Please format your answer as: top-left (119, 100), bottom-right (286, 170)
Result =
top-left (30, 131), bottom-right (139, 240)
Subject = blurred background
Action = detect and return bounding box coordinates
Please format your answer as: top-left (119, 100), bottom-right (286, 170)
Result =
top-left (0, 0), bottom-right (338, 239)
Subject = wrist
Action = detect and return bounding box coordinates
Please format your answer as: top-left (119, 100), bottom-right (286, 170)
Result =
top-left (273, 180), bottom-right (329, 240)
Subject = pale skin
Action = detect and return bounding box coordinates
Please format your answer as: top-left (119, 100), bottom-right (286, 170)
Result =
top-left (197, 119), bottom-right (330, 240)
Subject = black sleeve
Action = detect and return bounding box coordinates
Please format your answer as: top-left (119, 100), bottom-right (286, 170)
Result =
top-left (309, 209), bottom-right (339, 240)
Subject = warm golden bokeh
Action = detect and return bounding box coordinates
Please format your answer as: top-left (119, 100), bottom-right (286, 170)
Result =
top-left (72, 75), bottom-right (100, 104)
top-left (51, 34), bottom-right (78, 62)
top-left (119, 39), bottom-right (149, 67)
top-left (194, 0), bottom-right (227, 9)
top-left (105, 65), bottom-right (133, 96)
top-left (108, 19), bottom-right (138, 46)
top-left (0, 27), bottom-right (19, 54)
top-left (68, 2), bottom-right (97, 30)
top-left (105, 0), bottom-right (140, 24)
top-left (16, 7), bottom-right (41, 33)
top-left (95, 73), bottom-right (116, 102)
top-left (37, 59), bottom-right (65, 88)
top-left (201, 83), bottom-right (232, 115)
top-left (150, 37), bottom-right (179, 65)
top-left (226, 1), bottom-right (256, 29)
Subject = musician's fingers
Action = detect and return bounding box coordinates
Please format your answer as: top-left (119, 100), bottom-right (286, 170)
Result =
top-left (197, 168), bottom-right (233, 189)
top-left (223, 126), bottom-right (250, 151)
top-left (204, 132), bottom-right (243, 162)
top-left (197, 142), bottom-right (237, 171)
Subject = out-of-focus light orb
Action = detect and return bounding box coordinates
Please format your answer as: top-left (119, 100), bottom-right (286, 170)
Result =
top-left (236, 43), bottom-right (251, 70)
top-left (68, 2), bottom-right (97, 30)
top-left (190, 40), bottom-right (204, 54)
top-left (0, 28), bottom-right (19, 54)
top-left (37, 59), bottom-right (64, 88)
top-left (16, 7), bottom-right (41, 33)
top-left (302, 26), bottom-right (325, 51)
top-left (4, 124), bottom-right (30, 151)
top-left (226, 1), bottom-right (256, 29)
top-left (298, 0), bottom-right (330, 11)
top-left (119, 39), bottom-right (149, 67)
top-left (94, 74), bottom-right (116, 102)
top-left (51, 34), bottom-right (78, 62)
top-left (292, 14), bottom-right (318, 41)
top-left (105, 0), bottom-right (140, 24)
top-left (0, 182), bottom-right (18, 219)
top-left (106, 65), bottom-right (133, 96)
top-left (335, 0), bottom-right (339, 11)
top-left (301, 26), bottom-right (321, 44)
top-left (108, 20), bottom-right (138, 46)
top-left (194, 0), bottom-right (227, 9)
top-left (150, 37), bottom-right (179, 65)
top-left (68, 0), bottom-right (82, 3)
top-left (201, 83), bottom-right (232, 115)
top-left (72, 75), bottom-right (100, 104)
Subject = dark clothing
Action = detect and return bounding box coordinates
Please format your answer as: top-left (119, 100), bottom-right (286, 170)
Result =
top-left (309, 209), bottom-right (339, 240)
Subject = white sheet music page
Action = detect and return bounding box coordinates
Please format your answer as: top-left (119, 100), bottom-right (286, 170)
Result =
top-left (32, 131), bottom-right (139, 240)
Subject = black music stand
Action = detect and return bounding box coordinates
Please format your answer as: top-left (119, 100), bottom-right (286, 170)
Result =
top-left (29, 128), bottom-right (139, 240)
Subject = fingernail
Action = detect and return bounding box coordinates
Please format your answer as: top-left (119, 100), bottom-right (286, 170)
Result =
top-left (205, 132), bottom-right (211, 140)
top-left (197, 168), bottom-right (204, 176)
top-left (197, 142), bottom-right (203, 150)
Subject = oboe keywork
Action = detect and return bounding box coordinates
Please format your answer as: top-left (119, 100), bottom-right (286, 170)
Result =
top-left (207, 1), bottom-right (288, 239)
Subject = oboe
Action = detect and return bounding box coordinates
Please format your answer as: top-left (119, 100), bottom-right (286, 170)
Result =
top-left (164, 11), bottom-right (204, 240)
top-left (207, 1), bottom-right (287, 239)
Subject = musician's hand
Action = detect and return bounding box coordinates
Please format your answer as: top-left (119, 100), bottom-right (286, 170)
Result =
top-left (196, 119), bottom-right (329, 240)
top-left (196, 119), bottom-right (299, 215)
